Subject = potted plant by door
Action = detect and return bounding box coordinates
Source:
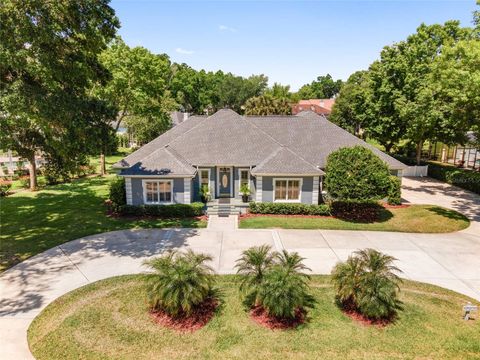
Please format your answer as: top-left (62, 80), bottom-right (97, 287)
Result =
top-left (199, 184), bottom-right (211, 204)
top-left (240, 183), bottom-right (250, 203)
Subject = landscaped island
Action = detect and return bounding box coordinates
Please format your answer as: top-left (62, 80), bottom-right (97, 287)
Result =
top-left (28, 275), bottom-right (480, 360)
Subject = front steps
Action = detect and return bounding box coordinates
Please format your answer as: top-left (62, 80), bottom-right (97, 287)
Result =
top-left (206, 203), bottom-right (241, 216)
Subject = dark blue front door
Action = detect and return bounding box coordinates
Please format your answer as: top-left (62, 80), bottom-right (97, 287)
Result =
top-left (219, 167), bottom-right (231, 197)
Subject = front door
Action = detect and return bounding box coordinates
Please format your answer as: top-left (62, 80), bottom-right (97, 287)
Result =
top-left (218, 167), bottom-right (231, 197)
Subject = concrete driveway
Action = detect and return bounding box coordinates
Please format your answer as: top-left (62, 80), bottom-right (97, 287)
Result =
top-left (1, 176), bottom-right (479, 359)
top-left (401, 176), bottom-right (480, 234)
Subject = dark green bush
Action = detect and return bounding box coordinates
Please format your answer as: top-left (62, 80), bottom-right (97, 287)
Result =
top-left (387, 176), bottom-right (402, 205)
top-left (248, 202), bottom-right (331, 216)
top-left (119, 202), bottom-right (204, 218)
top-left (0, 182), bottom-right (12, 196)
top-left (325, 146), bottom-right (391, 201)
top-left (109, 177), bottom-right (126, 212)
top-left (331, 200), bottom-right (383, 222)
top-left (428, 162), bottom-right (480, 195)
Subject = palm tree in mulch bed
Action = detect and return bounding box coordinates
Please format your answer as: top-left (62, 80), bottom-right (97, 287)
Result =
top-left (143, 249), bottom-right (219, 331)
top-left (331, 248), bottom-right (403, 325)
top-left (235, 246), bottom-right (316, 329)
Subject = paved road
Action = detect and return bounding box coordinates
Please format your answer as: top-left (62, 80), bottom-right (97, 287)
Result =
top-left (1, 176), bottom-right (479, 359)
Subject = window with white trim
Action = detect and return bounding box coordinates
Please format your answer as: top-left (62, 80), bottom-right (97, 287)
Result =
top-left (200, 169), bottom-right (209, 187)
top-left (144, 180), bottom-right (172, 204)
top-left (240, 169), bottom-right (249, 187)
top-left (274, 179), bottom-right (301, 202)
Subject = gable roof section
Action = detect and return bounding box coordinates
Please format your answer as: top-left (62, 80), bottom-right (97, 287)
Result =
top-left (120, 146), bottom-right (196, 176)
top-left (251, 146), bottom-right (324, 176)
top-left (113, 115), bottom-right (206, 169)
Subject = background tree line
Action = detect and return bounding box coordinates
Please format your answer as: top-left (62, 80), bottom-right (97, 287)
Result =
top-left (331, 3), bottom-right (480, 164)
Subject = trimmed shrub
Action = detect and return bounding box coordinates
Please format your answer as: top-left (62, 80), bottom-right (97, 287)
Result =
top-left (119, 202), bottom-right (204, 218)
top-left (325, 146), bottom-right (391, 201)
top-left (108, 177), bottom-right (126, 212)
top-left (428, 162), bottom-right (480, 195)
top-left (331, 200), bottom-right (383, 222)
top-left (331, 248), bottom-right (403, 320)
top-left (249, 202), bottom-right (331, 216)
top-left (143, 250), bottom-right (216, 316)
top-left (387, 176), bottom-right (402, 205)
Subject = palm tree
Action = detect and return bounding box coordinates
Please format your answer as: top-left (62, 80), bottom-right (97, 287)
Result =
top-left (235, 245), bottom-right (276, 288)
top-left (275, 250), bottom-right (311, 275)
top-left (331, 248), bottom-right (403, 320)
top-left (143, 249), bottom-right (215, 316)
top-left (331, 255), bottom-right (363, 309)
top-left (355, 249), bottom-right (403, 319)
top-left (235, 245), bottom-right (276, 307)
top-left (257, 265), bottom-right (315, 319)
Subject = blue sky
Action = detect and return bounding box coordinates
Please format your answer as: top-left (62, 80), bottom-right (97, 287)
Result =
top-left (111, 0), bottom-right (477, 90)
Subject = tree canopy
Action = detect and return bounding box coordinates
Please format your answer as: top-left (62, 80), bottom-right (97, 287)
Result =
top-left (331, 17), bottom-right (478, 163)
top-left (329, 71), bottom-right (372, 139)
top-left (0, 0), bottom-right (119, 189)
top-left (296, 74), bottom-right (343, 99)
top-left (244, 95), bottom-right (292, 116)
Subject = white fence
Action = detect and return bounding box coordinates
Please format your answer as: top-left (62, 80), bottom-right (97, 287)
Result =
top-left (402, 165), bottom-right (429, 177)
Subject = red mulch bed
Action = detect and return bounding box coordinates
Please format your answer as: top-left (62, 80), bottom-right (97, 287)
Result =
top-left (250, 306), bottom-right (306, 330)
top-left (150, 298), bottom-right (218, 332)
top-left (342, 308), bottom-right (393, 327)
top-left (382, 203), bottom-right (410, 209)
top-left (240, 213), bottom-right (333, 220)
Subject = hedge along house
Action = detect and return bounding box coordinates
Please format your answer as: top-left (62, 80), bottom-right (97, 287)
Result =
top-left (113, 109), bottom-right (405, 213)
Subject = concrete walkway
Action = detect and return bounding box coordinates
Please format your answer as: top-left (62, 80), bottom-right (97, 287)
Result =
top-left (1, 176), bottom-right (479, 359)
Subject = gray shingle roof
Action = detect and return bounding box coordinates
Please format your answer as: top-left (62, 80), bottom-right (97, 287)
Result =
top-left (120, 146), bottom-right (196, 176)
top-left (115, 109), bottom-right (406, 176)
top-left (251, 147), bottom-right (324, 175)
top-left (248, 111), bottom-right (406, 170)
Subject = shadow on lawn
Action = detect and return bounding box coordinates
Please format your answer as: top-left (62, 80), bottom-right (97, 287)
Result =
top-left (426, 206), bottom-right (470, 222)
top-left (0, 228), bottom-right (202, 317)
top-left (0, 176), bottom-right (203, 271)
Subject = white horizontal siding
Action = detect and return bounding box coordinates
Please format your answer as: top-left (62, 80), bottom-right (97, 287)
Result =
top-left (184, 178), bottom-right (191, 204)
top-left (312, 176), bottom-right (319, 204)
top-left (256, 176), bottom-right (262, 202)
top-left (125, 177), bottom-right (133, 205)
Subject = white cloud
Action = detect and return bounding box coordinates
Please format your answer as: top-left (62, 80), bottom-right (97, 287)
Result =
top-left (219, 24), bottom-right (237, 33)
top-left (175, 47), bottom-right (194, 55)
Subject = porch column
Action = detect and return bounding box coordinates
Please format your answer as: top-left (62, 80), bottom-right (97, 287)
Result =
top-left (255, 176), bottom-right (262, 202)
top-left (312, 176), bottom-right (319, 204)
top-left (125, 177), bottom-right (133, 205)
top-left (184, 178), bottom-right (191, 204)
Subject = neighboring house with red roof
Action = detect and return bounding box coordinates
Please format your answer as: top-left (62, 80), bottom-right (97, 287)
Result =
top-left (292, 99), bottom-right (336, 116)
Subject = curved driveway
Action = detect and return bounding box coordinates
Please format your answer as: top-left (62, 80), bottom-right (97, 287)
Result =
top-left (1, 177), bottom-right (479, 359)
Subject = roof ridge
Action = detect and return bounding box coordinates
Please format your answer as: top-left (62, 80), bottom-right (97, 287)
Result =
top-left (164, 145), bottom-right (195, 173)
top-left (254, 146), bottom-right (283, 169)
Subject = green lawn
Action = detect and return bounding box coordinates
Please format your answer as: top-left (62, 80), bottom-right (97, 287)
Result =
top-left (239, 205), bottom-right (469, 233)
top-left (28, 275), bottom-right (480, 360)
top-left (0, 153), bottom-right (206, 272)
